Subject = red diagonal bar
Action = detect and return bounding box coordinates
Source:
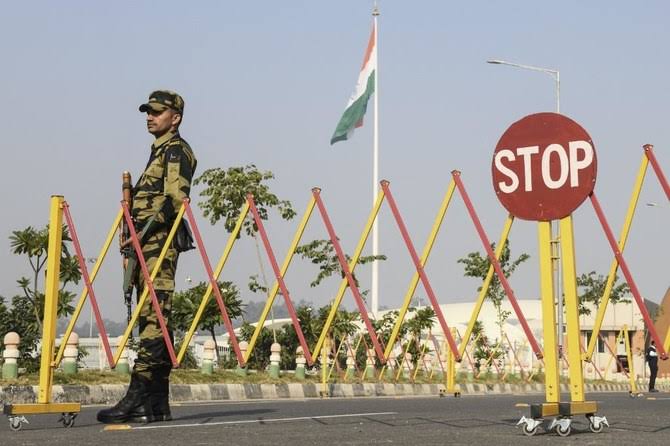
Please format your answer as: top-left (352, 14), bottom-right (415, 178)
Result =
top-left (429, 335), bottom-right (446, 375)
top-left (504, 332), bottom-right (525, 379)
top-left (581, 338), bottom-right (604, 381)
top-left (380, 181), bottom-right (462, 361)
top-left (61, 202), bottom-right (114, 367)
top-left (246, 194), bottom-right (314, 365)
top-left (460, 337), bottom-right (476, 371)
top-left (598, 333), bottom-right (631, 379)
top-left (589, 192), bottom-right (667, 359)
top-left (311, 188), bottom-right (386, 363)
top-left (451, 171), bottom-right (544, 360)
top-left (121, 201), bottom-right (178, 367)
top-left (644, 144), bottom-right (670, 200)
top-left (183, 199), bottom-right (245, 367)
top-left (345, 340), bottom-right (361, 373)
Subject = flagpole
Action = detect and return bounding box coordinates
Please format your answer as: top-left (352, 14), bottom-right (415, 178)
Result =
top-left (371, 3), bottom-right (380, 318)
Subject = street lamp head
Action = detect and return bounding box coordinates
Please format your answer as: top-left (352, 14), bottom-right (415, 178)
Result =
top-left (487, 59), bottom-right (504, 64)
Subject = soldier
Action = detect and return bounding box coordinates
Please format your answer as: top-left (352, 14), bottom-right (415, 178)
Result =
top-left (646, 340), bottom-right (659, 393)
top-left (97, 90), bottom-right (197, 423)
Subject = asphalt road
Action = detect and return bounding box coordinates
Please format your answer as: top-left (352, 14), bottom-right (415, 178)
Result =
top-left (2, 392), bottom-right (669, 445)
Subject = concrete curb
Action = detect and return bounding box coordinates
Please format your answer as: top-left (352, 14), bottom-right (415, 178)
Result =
top-left (2, 382), bottom-right (667, 405)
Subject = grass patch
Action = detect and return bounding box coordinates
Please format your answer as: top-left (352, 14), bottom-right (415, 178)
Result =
top-left (0, 369), bottom-right (625, 387)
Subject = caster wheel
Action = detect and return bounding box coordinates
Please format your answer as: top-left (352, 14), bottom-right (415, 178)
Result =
top-left (9, 418), bottom-right (23, 432)
top-left (556, 423), bottom-right (571, 437)
top-left (60, 413), bottom-right (77, 428)
top-left (589, 421), bottom-right (604, 433)
top-left (522, 424), bottom-right (538, 436)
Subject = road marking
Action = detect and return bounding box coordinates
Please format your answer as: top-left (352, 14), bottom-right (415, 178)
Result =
top-left (129, 412), bottom-right (398, 430)
top-left (103, 424), bottom-right (132, 431)
top-left (514, 403), bottom-right (529, 407)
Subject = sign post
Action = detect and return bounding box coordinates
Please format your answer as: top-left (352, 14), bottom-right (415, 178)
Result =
top-left (492, 113), bottom-right (607, 436)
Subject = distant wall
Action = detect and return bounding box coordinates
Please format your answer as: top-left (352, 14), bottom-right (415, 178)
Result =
top-left (654, 288), bottom-right (670, 375)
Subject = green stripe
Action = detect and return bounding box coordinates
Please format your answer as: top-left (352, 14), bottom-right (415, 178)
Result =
top-left (330, 70), bottom-right (375, 145)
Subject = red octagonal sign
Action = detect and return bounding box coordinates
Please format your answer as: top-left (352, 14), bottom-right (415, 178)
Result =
top-left (492, 112), bottom-right (597, 221)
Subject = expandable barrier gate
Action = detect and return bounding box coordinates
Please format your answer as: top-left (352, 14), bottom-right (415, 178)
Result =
top-left (3, 145), bottom-right (668, 435)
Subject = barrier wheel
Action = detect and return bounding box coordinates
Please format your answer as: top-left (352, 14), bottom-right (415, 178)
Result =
top-left (9, 417), bottom-right (23, 432)
top-left (589, 421), bottom-right (604, 434)
top-left (556, 423), bottom-right (571, 437)
top-left (522, 423), bottom-right (538, 437)
top-left (61, 413), bottom-right (76, 428)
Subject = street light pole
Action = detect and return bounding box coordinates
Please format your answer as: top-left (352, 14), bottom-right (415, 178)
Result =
top-left (487, 60), bottom-right (560, 113)
top-left (486, 59), bottom-right (564, 360)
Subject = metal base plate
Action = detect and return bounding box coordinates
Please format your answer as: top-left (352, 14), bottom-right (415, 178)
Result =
top-left (530, 402), bottom-right (559, 418)
top-left (559, 401), bottom-right (598, 416)
top-left (4, 402), bottom-right (81, 416)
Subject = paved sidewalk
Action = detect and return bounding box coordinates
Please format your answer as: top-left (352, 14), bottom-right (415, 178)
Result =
top-left (3, 381), bottom-right (666, 405)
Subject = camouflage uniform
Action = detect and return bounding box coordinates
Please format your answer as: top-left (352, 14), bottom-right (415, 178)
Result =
top-left (98, 90), bottom-right (196, 424)
top-left (132, 125), bottom-right (196, 378)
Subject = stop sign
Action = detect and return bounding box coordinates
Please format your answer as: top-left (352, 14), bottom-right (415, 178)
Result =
top-left (491, 113), bottom-right (597, 221)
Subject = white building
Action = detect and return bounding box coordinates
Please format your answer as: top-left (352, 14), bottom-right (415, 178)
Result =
top-left (65, 298), bottom-right (653, 382)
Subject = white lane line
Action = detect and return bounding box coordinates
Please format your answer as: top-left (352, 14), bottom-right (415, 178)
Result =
top-left (131, 411), bottom-right (398, 430)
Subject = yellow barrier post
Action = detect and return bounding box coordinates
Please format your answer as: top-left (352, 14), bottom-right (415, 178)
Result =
top-left (511, 333), bottom-right (528, 379)
top-left (458, 215), bottom-right (515, 358)
top-left (557, 216), bottom-right (599, 421)
top-left (327, 337), bottom-right (345, 381)
top-left (412, 337), bottom-right (429, 381)
top-left (314, 189), bottom-right (386, 361)
top-left (245, 196), bottom-right (317, 364)
top-left (383, 180), bottom-right (457, 359)
top-left (584, 154), bottom-right (648, 360)
top-left (178, 202), bottom-right (250, 364)
top-left (446, 328), bottom-right (459, 396)
top-left (3, 196), bottom-right (80, 431)
top-left (622, 325), bottom-right (641, 396)
top-left (525, 217), bottom-right (604, 436)
top-left (55, 209), bottom-right (124, 367)
top-left (601, 331), bottom-right (623, 381)
top-left (320, 337), bottom-right (330, 397)
top-left (112, 204), bottom-right (186, 366)
top-left (395, 335), bottom-right (414, 381)
top-left (539, 221), bottom-right (560, 407)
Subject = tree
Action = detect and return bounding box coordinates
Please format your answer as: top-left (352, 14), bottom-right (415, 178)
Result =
top-left (4, 224), bottom-right (80, 372)
top-left (405, 307), bottom-right (436, 338)
top-left (295, 239), bottom-right (386, 291)
top-left (172, 281), bottom-right (243, 363)
top-left (278, 305), bottom-right (320, 370)
top-left (403, 306), bottom-right (436, 367)
top-left (457, 240), bottom-right (529, 346)
top-left (194, 164), bottom-right (301, 370)
top-left (195, 164), bottom-right (296, 235)
top-left (239, 321), bottom-right (274, 370)
top-left (10, 225), bottom-right (81, 330)
top-left (576, 271), bottom-right (631, 316)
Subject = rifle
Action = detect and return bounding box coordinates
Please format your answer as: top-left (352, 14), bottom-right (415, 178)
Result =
top-left (120, 171), bottom-right (135, 325)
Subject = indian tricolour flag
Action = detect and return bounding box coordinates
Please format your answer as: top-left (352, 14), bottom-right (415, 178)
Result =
top-left (330, 24), bottom-right (377, 145)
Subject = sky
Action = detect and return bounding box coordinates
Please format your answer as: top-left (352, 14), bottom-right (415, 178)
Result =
top-left (1, 1), bottom-right (668, 325)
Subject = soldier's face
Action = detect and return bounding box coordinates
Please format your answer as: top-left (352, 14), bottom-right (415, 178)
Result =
top-left (146, 109), bottom-right (181, 137)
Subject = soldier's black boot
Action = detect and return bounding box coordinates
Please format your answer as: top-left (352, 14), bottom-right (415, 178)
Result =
top-left (97, 373), bottom-right (153, 424)
top-left (150, 367), bottom-right (172, 422)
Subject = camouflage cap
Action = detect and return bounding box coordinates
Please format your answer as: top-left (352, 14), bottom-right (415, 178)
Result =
top-left (139, 90), bottom-right (184, 114)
